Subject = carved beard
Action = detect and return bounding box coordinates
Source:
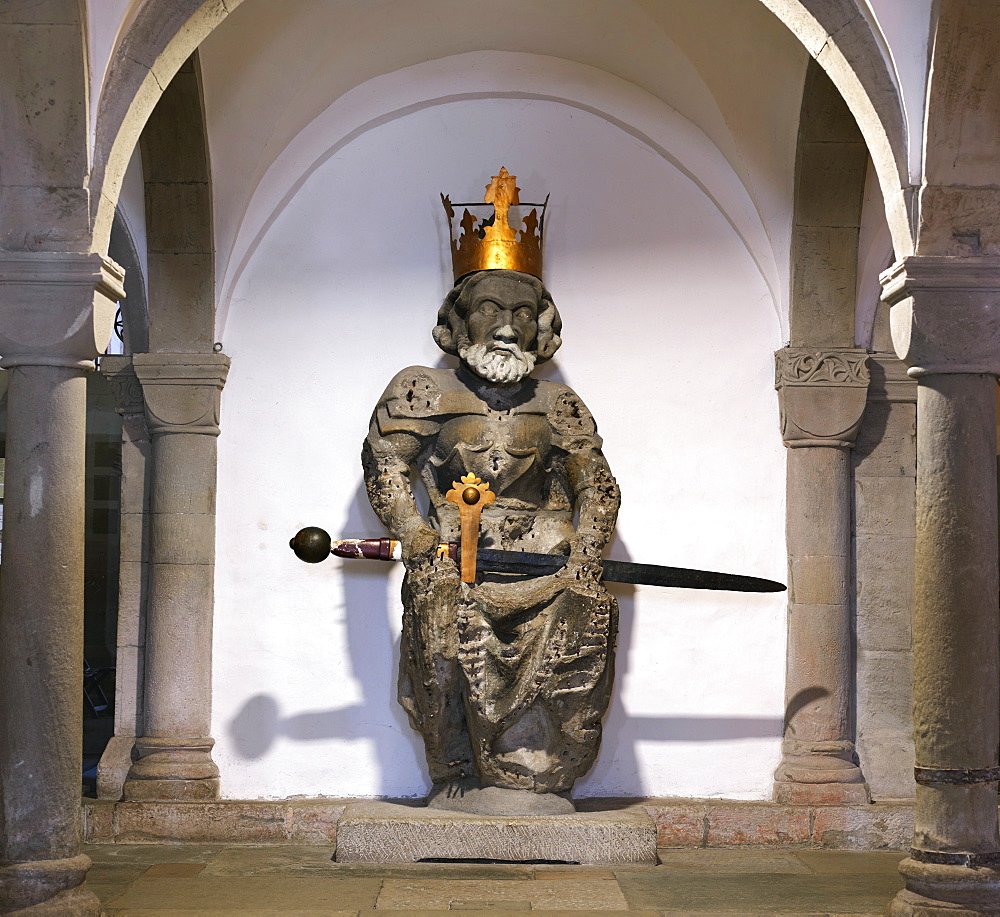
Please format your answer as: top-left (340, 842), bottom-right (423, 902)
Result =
top-left (459, 342), bottom-right (536, 384)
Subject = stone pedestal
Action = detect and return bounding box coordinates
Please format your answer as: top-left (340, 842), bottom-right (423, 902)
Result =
top-left (882, 257), bottom-right (1000, 915)
top-left (0, 252), bottom-right (122, 915)
top-left (123, 353), bottom-right (229, 801)
top-left (335, 802), bottom-right (657, 865)
top-left (773, 348), bottom-right (870, 805)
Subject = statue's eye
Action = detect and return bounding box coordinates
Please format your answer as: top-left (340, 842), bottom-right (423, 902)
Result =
top-left (514, 307), bottom-right (535, 322)
top-left (478, 301), bottom-right (499, 316)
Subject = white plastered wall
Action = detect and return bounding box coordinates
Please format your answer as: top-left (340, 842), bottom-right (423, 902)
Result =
top-left (212, 75), bottom-right (788, 799)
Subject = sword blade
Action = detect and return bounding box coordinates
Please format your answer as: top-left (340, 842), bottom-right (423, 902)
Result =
top-left (476, 549), bottom-right (785, 593)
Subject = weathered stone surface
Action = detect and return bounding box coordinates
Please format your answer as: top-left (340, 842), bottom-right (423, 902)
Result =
top-left (642, 802), bottom-right (706, 848)
top-left (363, 267), bottom-right (619, 798)
top-left (286, 803), bottom-right (347, 844)
top-left (855, 535), bottom-right (914, 652)
top-left (335, 801), bottom-right (656, 865)
top-left (855, 476), bottom-right (915, 536)
top-left (812, 804), bottom-right (914, 850)
top-left (854, 401), bottom-right (917, 477)
top-left (376, 875), bottom-right (629, 911)
top-left (113, 802), bottom-right (288, 845)
top-left (706, 804), bottom-right (811, 847)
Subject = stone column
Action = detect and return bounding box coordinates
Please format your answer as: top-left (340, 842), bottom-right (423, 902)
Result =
top-left (773, 348), bottom-right (871, 805)
top-left (0, 252), bottom-right (122, 915)
top-left (882, 256), bottom-right (1000, 915)
top-left (123, 353), bottom-right (229, 801)
top-left (96, 356), bottom-right (150, 799)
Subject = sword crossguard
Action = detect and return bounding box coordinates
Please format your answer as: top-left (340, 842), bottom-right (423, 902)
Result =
top-left (445, 472), bottom-right (495, 582)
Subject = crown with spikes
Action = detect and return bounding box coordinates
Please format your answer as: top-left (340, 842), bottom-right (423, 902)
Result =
top-left (441, 167), bottom-right (548, 282)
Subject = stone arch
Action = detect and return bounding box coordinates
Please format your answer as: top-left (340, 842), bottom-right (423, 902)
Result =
top-left (89, 0), bottom-right (912, 259)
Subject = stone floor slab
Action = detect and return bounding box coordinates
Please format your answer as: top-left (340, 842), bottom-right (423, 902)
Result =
top-left (201, 845), bottom-right (338, 875)
top-left (649, 849), bottom-right (813, 874)
top-left (616, 871), bottom-right (904, 913)
top-left (85, 844), bottom-right (226, 864)
top-left (375, 878), bottom-right (629, 910)
top-left (791, 849), bottom-right (906, 874)
top-left (102, 876), bottom-right (381, 911)
top-left (337, 801), bottom-right (656, 865)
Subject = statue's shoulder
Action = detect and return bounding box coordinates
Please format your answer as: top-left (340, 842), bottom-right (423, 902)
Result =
top-left (534, 380), bottom-right (600, 441)
top-left (374, 367), bottom-right (485, 437)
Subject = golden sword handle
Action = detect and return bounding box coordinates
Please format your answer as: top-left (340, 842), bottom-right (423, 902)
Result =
top-left (445, 472), bottom-right (496, 583)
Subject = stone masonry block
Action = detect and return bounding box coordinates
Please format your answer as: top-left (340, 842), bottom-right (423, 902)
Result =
top-left (145, 181), bottom-right (211, 254)
top-left (706, 804), bottom-right (811, 847)
top-left (796, 141), bottom-right (868, 228)
top-left (116, 559), bottom-right (147, 644)
top-left (854, 401), bottom-right (916, 477)
top-left (114, 801), bottom-right (288, 844)
top-left (335, 802), bottom-right (656, 865)
top-left (811, 803), bottom-right (913, 850)
top-left (119, 513), bottom-right (148, 564)
top-left (855, 476), bottom-right (916, 536)
top-left (857, 648), bottom-right (913, 737)
top-left (286, 802), bottom-right (347, 843)
top-left (146, 253), bottom-right (215, 350)
top-left (855, 534), bottom-right (913, 652)
top-left (790, 226), bottom-right (859, 345)
top-left (641, 803), bottom-right (707, 847)
top-left (857, 734), bottom-right (915, 802)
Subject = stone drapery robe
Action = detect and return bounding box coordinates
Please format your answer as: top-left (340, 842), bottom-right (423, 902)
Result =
top-left (363, 365), bottom-right (620, 793)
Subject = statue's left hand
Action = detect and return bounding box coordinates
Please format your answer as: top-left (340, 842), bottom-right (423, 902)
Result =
top-left (562, 531), bottom-right (605, 585)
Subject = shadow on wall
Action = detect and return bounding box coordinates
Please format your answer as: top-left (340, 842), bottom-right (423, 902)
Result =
top-left (228, 474), bottom-right (786, 797)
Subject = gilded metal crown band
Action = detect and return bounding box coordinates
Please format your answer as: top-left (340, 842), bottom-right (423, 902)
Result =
top-left (441, 167), bottom-right (547, 282)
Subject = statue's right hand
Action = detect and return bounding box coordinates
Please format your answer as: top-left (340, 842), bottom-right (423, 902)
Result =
top-left (399, 521), bottom-right (442, 567)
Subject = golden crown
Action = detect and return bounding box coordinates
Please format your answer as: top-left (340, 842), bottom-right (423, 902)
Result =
top-left (441, 167), bottom-right (548, 282)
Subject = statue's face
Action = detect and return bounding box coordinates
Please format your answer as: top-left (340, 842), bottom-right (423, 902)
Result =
top-left (466, 274), bottom-right (539, 350)
top-left (460, 274), bottom-right (541, 384)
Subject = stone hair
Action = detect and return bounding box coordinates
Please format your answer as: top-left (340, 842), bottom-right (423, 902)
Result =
top-left (432, 269), bottom-right (562, 363)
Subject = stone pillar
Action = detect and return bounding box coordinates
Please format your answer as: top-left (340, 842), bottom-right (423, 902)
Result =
top-left (123, 353), bottom-right (229, 801)
top-left (0, 252), bottom-right (122, 915)
top-left (882, 256), bottom-right (1000, 915)
top-left (96, 356), bottom-right (150, 800)
top-left (773, 347), bottom-right (871, 805)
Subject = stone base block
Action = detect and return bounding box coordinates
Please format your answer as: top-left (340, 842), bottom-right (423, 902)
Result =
top-left (774, 779), bottom-right (871, 806)
top-left (334, 801), bottom-right (657, 865)
top-left (83, 797), bottom-right (924, 851)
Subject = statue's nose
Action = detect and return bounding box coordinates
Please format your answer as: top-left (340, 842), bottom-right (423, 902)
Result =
top-left (493, 324), bottom-right (518, 344)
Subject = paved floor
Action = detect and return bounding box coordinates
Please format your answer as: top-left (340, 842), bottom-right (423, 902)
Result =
top-left (85, 844), bottom-right (906, 915)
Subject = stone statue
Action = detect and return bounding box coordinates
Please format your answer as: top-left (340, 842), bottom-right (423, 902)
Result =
top-left (362, 259), bottom-right (621, 814)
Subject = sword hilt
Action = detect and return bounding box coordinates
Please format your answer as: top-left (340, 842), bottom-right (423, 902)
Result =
top-left (445, 472), bottom-right (495, 582)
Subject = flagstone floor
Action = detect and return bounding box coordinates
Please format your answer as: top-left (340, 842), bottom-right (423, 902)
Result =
top-left (86, 844), bottom-right (906, 915)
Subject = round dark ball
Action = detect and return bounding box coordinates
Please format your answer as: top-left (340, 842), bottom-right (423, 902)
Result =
top-left (289, 526), bottom-right (332, 563)
top-left (462, 486), bottom-right (481, 505)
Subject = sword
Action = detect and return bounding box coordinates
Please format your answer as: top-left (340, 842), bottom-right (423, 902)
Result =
top-left (289, 528), bottom-right (786, 594)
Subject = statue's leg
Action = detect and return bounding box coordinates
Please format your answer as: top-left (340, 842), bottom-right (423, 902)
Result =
top-left (460, 584), bottom-right (619, 794)
top-left (398, 564), bottom-right (475, 784)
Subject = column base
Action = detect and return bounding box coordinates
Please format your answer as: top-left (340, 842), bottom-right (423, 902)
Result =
top-left (774, 751), bottom-right (870, 805)
top-left (888, 858), bottom-right (1000, 916)
top-left (96, 734), bottom-right (135, 800)
top-left (123, 736), bottom-right (220, 801)
top-left (0, 855), bottom-right (101, 915)
top-left (774, 779), bottom-right (871, 805)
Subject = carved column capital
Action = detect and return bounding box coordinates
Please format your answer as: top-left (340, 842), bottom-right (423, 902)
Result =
top-left (0, 251), bottom-right (124, 369)
top-left (775, 348), bottom-right (870, 448)
top-left (132, 353), bottom-right (230, 436)
top-left (881, 255), bottom-right (1000, 377)
top-left (100, 355), bottom-right (145, 418)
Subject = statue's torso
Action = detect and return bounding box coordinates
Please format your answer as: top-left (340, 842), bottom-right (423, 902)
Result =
top-left (374, 366), bottom-right (600, 551)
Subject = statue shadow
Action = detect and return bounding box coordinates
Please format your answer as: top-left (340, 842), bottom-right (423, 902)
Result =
top-left (227, 479), bottom-right (428, 796)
